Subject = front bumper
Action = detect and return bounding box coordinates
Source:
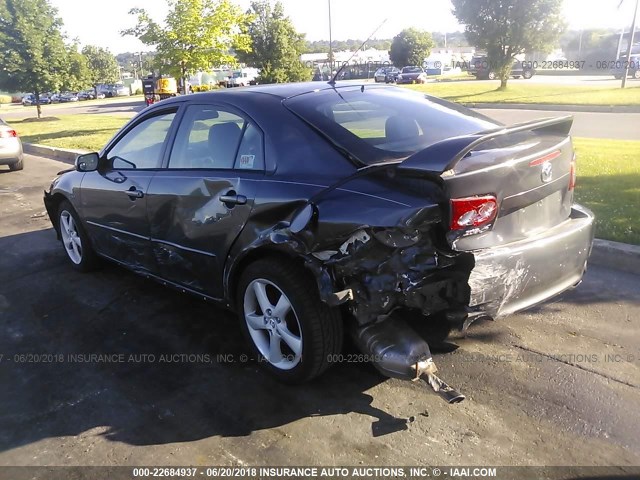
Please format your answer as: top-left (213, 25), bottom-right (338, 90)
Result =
top-left (467, 204), bottom-right (595, 319)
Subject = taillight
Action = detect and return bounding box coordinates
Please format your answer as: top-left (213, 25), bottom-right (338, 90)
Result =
top-left (568, 153), bottom-right (577, 191)
top-left (450, 195), bottom-right (498, 231)
top-left (0, 129), bottom-right (17, 139)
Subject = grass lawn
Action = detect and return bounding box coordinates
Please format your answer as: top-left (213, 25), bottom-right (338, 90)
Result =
top-left (404, 82), bottom-right (640, 106)
top-left (573, 138), bottom-right (640, 245)
top-left (10, 114), bottom-right (128, 151)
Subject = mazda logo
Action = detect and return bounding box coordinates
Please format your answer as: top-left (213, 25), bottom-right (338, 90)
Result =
top-left (541, 161), bottom-right (553, 183)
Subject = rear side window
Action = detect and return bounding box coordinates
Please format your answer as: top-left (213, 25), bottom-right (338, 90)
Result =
top-left (168, 104), bottom-right (264, 171)
top-left (284, 86), bottom-right (498, 165)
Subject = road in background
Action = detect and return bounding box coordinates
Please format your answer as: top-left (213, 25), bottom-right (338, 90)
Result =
top-left (0, 154), bottom-right (638, 468)
top-left (476, 108), bottom-right (640, 140)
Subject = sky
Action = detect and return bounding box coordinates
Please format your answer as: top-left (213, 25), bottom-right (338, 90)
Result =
top-left (49, 0), bottom-right (638, 55)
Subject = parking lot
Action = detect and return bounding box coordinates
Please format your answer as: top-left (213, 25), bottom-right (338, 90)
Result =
top-left (0, 154), bottom-right (639, 469)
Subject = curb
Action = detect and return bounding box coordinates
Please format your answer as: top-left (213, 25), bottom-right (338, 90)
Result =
top-left (464, 103), bottom-right (640, 113)
top-left (589, 239), bottom-right (640, 276)
top-left (24, 144), bottom-right (640, 276)
top-left (23, 143), bottom-right (87, 164)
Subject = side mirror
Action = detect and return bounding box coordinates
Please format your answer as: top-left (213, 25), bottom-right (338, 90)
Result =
top-left (75, 152), bottom-right (99, 172)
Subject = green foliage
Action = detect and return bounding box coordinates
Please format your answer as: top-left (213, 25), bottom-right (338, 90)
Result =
top-left (0, 95), bottom-right (12, 104)
top-left (0, 0), bottom-right (69, 117)
top-left (63, 44), bottom-right (92, 91)
top-left (451, 0), bottom-right (565, 88)
top-left (389, 28), bottom-right (435, 68)
top-left (122, 0), bottom-right (252, 88)
top-left (306, 38), bottom-right (392, 53)
top-left (237, 1), bottom-right (311, 83)
top-left (82, 45), bottom-right (120, 85)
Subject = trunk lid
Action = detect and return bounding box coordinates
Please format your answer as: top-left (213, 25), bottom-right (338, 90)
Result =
top-left (396, 116), bottom-right (575, 250)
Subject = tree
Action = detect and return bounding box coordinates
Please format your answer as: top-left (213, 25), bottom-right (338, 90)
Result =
top-left (389, 28), bottom-right (435, 68)
top-left (0, 0), bottom-right (68, 118)
top-left (452, 0), bottom-right (565, 88)
top-left (122, 0), bottom-right (251, 93)
top-left (237, 1), bottom-right (310, 83)
top-left (82, 45), bottom-right (120, 85)
top-left (62, 44), bottom-right (92, 92)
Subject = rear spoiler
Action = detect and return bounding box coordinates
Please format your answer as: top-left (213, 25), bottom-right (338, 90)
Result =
top-left (398, 115), bottom-right (573, 174)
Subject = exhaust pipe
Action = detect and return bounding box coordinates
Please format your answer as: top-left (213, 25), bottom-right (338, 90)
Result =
top-left (351, 317), bottom-right (465, 403)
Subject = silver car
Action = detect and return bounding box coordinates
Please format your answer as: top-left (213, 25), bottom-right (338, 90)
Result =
top-left (0, 119), bottom-right (24, 171)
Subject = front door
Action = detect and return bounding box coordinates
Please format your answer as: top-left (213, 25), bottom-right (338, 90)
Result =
top-left (146, 104), bottom-right (264, 297)
top-left (80, 110), bottom-right (178, 271)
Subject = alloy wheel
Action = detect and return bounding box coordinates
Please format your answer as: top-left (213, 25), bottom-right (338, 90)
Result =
top-left (243, 279), bottom-right (303, 370)
top-left (60, 210), bottom-right (83, 264)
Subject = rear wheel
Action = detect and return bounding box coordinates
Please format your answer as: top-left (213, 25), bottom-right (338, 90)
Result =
top-left (633, 70), bottom-right (640, 79)
top-left (523, 70), bottom-right (533, 79)
top-left (237, 259), bottom-right (343, 383)
top-left (8, 159), bottom-right (23, 171)
top-left (487, 71), bottom-right (496, 80)
top-left (57, 201), bottom-right (99, 272)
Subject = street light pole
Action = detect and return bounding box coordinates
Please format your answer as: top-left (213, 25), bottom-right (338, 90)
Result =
top-left (622, 0), bottom-right (639, 88)
top-left (328, 0), bottom-right (333, 73)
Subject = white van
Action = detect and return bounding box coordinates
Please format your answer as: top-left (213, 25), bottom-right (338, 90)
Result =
top-left (228, 68), bottom-right (260, 87)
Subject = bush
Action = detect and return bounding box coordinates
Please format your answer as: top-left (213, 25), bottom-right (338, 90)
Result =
top-left (11, 95), bottom-right (22, 103)
top-left (0, 95), bottom-right (12, 104)
top-left (133, 88), bottom-right (142, 95)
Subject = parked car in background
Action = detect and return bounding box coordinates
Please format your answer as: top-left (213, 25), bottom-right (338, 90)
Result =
top-left (98, 84), bottom-right (130, 97)
top-left (373, 67), bottom-right (400, 83)
top-left (59, 92), bottom-right (79, 102)
top-left (0, 118), bottom-right (23, 171)
top-left (611, 54), bottom-right (640, 79)
top-left (50, 93), bottom-right (61, 103)
top-left (43, 83), bottom-right (594, 391)
top-left (470, 57), bottom-right (535, 80)
top-left (22, 94), bottom-right (51, 106)
top-left (78, 90), bottom-right (95, 100)
top-left (396, 66), bottom-right (428, 84)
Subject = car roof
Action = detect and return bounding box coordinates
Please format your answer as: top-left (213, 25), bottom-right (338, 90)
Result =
top-left (156, 82), bottom-right (391, 105)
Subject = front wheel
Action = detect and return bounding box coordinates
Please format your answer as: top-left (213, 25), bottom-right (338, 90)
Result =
top-left (237, 259), bottom-right (343, 383)
top-left (633, 70), bottom-right (640, 80)
top-left (523, 70), bottom-right (533, 79)
top-left (57, 201), bottom-right (99, 272)
top-left (487, 71), bottom-right (496, 80)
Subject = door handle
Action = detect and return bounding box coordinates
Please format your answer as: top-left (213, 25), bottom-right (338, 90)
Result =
top-left (220, 191), bottom-right (247, 206)
top-left (125, 187), bottom-right (144, 199)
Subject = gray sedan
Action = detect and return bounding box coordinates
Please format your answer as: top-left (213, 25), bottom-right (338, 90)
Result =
top-left (0, 119), bottom-right (24, 171)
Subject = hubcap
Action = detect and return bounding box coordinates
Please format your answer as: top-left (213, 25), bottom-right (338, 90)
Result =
top-left (244, 279), bottom-right (302, 370)
top-left (60, 210), bottom-right (82, 264)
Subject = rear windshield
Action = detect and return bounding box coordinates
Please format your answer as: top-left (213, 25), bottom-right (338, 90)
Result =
top-left (284, 86), bottom-right (499, 166)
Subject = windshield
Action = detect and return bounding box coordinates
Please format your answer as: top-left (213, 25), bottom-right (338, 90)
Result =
top-left (402, 67), bottom-right (422, 73)
top-left (284, 86), bottom-right (499, 166)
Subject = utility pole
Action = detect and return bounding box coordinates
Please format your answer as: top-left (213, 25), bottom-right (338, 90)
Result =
top-left (622, 0), bottom-right (639, 88)
top-left (328, 0), bottom-right (333, 73)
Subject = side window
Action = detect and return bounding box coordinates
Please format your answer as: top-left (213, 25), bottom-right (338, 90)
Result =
top-left (234, 122), bottom-right (264, 171)
top-left (107, 112), bottom-right (176, 169)
top-left (168, 104), bottom-right (263, 171)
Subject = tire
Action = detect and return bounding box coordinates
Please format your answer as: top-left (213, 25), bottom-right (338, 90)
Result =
top-left (8, 159), bottom-right (23, 171)
top-left (237, 258), bottom-right (343, 383)
top-left (487, 71), bottom-right (496, 80)
top-left (57, 200), bottom-right (99, 272)
top-left (513, 75), bottom-right (521, 79)
top-left (633, 70), bottom-right (640, 80)
top-left (523, 70), bottom-right (533, 79)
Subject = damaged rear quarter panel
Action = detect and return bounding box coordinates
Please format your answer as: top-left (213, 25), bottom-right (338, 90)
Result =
top-left (225, 168), bottom-right (473, 324)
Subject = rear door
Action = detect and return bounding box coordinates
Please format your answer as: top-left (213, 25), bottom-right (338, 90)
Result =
top-left (80, 109), bottom-right (178, 271)
top-left (146, 103), bottom-right (263, 298)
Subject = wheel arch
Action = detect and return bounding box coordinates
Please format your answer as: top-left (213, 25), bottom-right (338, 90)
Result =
top-left (226, 245), bottom-right (335, 313)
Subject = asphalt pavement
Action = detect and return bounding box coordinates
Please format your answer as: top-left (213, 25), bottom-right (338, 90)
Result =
top-left (0, 154), bottom-right (638, 469)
